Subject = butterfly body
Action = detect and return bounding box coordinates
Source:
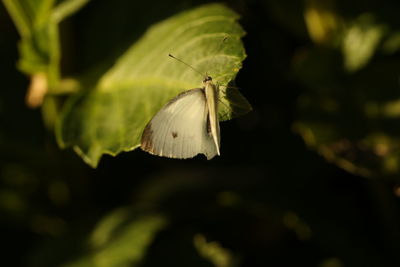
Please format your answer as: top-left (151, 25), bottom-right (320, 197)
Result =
top-left (141, 76), bottom-right (220, 159)
top-left (203, 76), bottom-right (220, 155)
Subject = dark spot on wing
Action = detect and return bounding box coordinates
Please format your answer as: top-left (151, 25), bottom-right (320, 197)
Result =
top-left (172, 132), bottom-right (178, 138)
top-left (141, 122), bottom-right (154, 152)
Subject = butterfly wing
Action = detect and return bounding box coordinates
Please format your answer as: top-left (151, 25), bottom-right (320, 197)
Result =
top-left (141, 88), bottom-right (219, 159)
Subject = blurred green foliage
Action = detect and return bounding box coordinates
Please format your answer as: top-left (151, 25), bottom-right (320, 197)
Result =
top-left (294, 1), bottom-right (400, 179)
top-left (62, 211), bottom-right (167, 267)
top-left (1, 0), bottom-right (400, 267)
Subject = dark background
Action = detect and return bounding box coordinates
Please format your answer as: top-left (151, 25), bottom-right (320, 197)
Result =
top-left (1, 0), bottom-right (400, 266)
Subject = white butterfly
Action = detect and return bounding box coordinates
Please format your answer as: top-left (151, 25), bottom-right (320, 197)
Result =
top-left (141, 75), bottom-right (220, 159)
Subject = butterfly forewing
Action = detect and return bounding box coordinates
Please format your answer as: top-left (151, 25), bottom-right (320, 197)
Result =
top-left (141, 88), bottom-right (219, 159)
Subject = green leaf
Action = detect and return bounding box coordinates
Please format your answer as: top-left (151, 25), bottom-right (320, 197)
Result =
top-left (3, 0), bottom-right (91, 88)
top-left (52, 0), bottom-right (92, 23)
top-left (56, 3), bottom-right (251, 168)
top-left (61, 209), bottom-right (167, 267)
top-left (3, 0), bottom-right (57, 77)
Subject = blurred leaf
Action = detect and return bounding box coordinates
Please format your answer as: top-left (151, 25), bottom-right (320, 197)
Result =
top-left (341, 14), bottom-right (386, 72)
top-left (194, 234), bottom-right (238, 267)
top-left (52, 0), bottom-right (92, 23)
top-left (293, 47), bottom-right (400, 178)
top-left (62, 209), bottom-right (167, 267)
top-left (56, 3), bottom-right (250, 168)
top-left (2, 0), bottom-right (53, 37)
top-left (282, 212), bottom-right (311, 241)
top-left (3, 0), bottom-right (58, 76)
top-left (382, 31), bottom-right (400, 54)
top-left (304, 0), bottom-right (343, 45)
top-left (3, 0), bottom-right (91, 109)
top-left (90, 208), bottom-right (131, 247)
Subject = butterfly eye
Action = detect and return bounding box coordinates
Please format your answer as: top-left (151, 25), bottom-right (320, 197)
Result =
top-left (203, 76), bottom-right (212, 82)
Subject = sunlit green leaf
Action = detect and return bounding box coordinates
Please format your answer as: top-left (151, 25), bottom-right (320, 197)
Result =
top-left (56, 3), bottom-right (250, 167)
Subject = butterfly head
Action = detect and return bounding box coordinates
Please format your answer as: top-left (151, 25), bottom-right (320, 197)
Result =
top-left (203, 76), bottom-right (213, 84)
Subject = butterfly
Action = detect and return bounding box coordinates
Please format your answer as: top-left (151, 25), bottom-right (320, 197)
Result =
top-left (140, 73), bottom-right (221, 160)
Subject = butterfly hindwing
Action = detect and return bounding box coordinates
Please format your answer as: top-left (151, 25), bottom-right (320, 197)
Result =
top-left (141, 88), bottom-right (219, 159)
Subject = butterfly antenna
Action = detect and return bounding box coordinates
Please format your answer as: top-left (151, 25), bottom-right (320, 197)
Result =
top-left (169, 54), bottom-right (204, 78)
